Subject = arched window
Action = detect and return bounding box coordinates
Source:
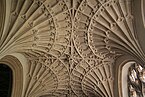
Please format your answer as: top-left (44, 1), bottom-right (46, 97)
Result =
top-left (128, 63), bottom-right (145, 97)
top-left (0, 64), bottom-right (12, 97)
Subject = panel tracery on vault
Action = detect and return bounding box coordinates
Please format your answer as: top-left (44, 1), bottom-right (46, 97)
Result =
top-left (0, 0), bottom-right (145, 97)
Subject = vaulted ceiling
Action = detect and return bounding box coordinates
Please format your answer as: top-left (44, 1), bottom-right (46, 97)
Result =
top-left (0, 0), bottom-right (145, 97)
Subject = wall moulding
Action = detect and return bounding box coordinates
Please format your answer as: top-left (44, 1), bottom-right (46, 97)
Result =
top-left (0, 0), bottom-right (5, 36)
top-left (141, 0), bottom-right (145, 28)
top-left (133, 0), bottom-right (145, 53)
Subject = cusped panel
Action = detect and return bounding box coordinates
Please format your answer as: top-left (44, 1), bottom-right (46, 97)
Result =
top-left (0, 0), bottom-right (72, 58)
top-left (1, 0), bottom-right (145, 97)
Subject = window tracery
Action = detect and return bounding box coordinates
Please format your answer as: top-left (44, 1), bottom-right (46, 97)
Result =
top-left (0, 0), bottom-right (145, 96)
top-left (128, 63), bottom-right (145, 97)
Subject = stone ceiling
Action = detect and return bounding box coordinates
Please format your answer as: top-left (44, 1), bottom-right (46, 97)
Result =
top-left (0, 0), bottom-right (145, 97)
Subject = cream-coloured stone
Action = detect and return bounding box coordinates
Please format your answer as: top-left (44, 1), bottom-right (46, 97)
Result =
top-left (0, 0), bottom-right (145, 97)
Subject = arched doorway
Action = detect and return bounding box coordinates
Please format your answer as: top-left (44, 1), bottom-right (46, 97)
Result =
top-left (0, 64), bottom-right (12, 97)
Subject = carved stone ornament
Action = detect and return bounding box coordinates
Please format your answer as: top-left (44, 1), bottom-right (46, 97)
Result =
top-left (0, 0), bottom-right (145, 97)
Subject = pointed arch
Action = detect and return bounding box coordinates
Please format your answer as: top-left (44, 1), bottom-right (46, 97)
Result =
top-left (0, 55), bottom-right (24, 97)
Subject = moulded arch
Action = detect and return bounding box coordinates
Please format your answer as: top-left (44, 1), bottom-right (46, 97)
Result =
top-left (0, 55), bottom-right (24, 97)
top-left (120, 61), bottom-right (135, 97)
top-left (0, 0), bottom-right (145, 96)
top-left (114, 54), bottom-right (143, 97)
